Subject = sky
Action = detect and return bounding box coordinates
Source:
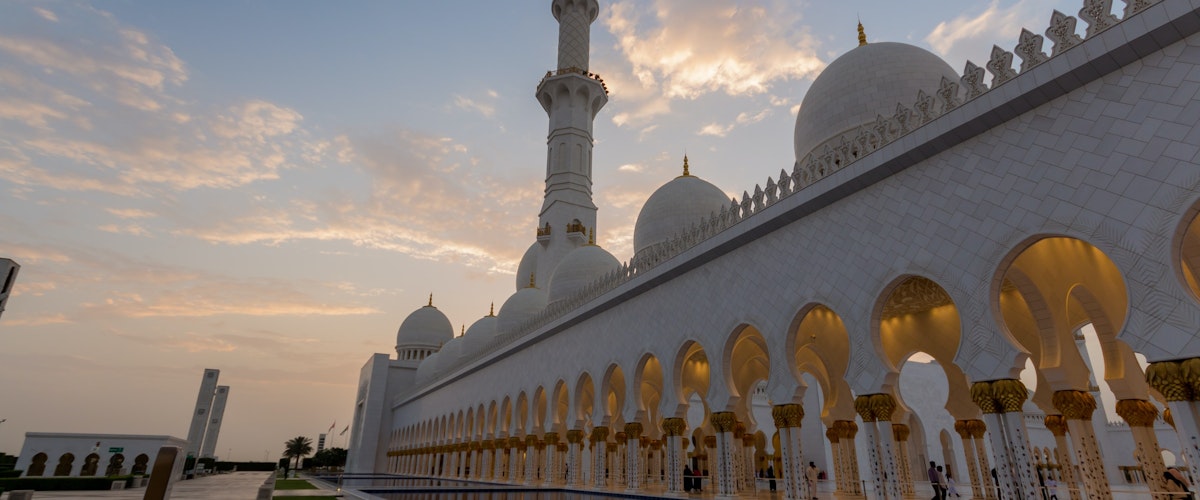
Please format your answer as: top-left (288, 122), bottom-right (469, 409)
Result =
top-left (0, 0), bottom-right (1092, 461)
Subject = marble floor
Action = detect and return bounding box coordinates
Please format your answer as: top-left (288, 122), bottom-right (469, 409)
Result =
top-left (0, 472), bottom-right (300, 499)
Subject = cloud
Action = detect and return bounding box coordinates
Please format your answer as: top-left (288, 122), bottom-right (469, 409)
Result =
top-left (0, 6), bottom-right (318, 197)
top-left (926, 0), bottom-right (1050, 73)
top-left (617, 163), bottom-right (644, 173)
top-left (33, 7), bottom-right (58, 22)
top-left (696, 109), bottom-right (772, 137)
top-left (453, 94), bottom-right (496, 118)
top-left (106, 208), bottom-right (156, 219)
top-left (598, 1), bottom-right (822, 129)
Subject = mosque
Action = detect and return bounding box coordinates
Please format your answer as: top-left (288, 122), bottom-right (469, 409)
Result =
top-left (346, 0), bottom-right (1200, 498)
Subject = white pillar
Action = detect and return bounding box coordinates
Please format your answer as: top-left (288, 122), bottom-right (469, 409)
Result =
top-left (566, 430), bottom-right (584, 487)
top-left (1053, 390), bottom-right (1111, 499)
top-left (543, 433), bottom-right (559, 486)
top-left (663, 418), bottom-right (686, 494)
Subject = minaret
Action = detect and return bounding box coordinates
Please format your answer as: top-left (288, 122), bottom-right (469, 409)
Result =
top-left (533, 0), bottom-right (608, 284)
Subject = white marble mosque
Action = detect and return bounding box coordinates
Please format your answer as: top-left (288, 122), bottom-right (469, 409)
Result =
top-left (346, 0), bottom-right (1200, 498)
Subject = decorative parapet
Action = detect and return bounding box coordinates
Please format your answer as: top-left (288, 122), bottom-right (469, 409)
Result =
top-left (537, 66), bottom-right (609, 94)
top-left (402, 0), bottom-right (1165, 399)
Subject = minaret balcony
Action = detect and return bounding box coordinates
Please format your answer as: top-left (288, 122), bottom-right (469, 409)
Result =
top-left (536, 67), bottom-right (608, 95)
top-left (537, 223), bottom-right (552, 244)
top-left (565, 221), bottom-right (587, 244)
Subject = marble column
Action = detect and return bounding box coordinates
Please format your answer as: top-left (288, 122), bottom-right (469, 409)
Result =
top-left (566, 429), bottom-right (584, 486)
top-left (508, 436), bottom-right (523, 482)
top-left (1042, 416), bottom-right (1082, 500)
top-left (557, 443), bottom-right (568, 482)
top-left (493, 438), bottom-right (508, 481)
top-left (625, 423), bottom-right (644, 491)
top-left (732, 422), bottom-right (746, 493)
top-left (590, 426), bottom-right (609, 488)
top-left (892, 424), bottom-right (915, 497)
top-left (1052, 390), bottom-right (1111, 499)
top-left (838, 420), bottom-right (863, 496)
top-left (1147, 359), bottom-right (1200, 486)
top-left (650, 439), bottom-right (663, 485)
top-left (972, 380), bottom-right (1041, 500)
top-left (826, 427), bottom-right (845, 495)
top-left (742, 432), bottom-right (756, 493)
top-left (524, 435), bottom-right (539, 484)
top-left (614, 432), bottom-right (626, 488)
top-left (856, 394), bottom-right (902, 500)
top-left (773, 404), bottom-right (806, 500)
top-left (711, 412), bottom-right (738, 497)
top-left (543, 433), bottom-right (559, 486)
top-left (663, 417), bottom-right (687, 494)
top-left (954, 420), bottom-right (986, 500)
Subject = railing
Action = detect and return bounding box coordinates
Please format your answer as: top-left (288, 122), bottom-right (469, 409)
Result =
top-left (537, 66), bottom-right (609, 94)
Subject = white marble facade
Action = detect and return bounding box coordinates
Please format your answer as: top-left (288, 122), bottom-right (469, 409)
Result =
top-left (348, 1), bottom-right (1200, 498)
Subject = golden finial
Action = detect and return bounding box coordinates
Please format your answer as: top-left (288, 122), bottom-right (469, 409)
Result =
top-left (489, 302), bottom-right (495, 316)
top-left (427, 293), bottom-right (433, 307)
top-left (857, 21), bottom-right (867, 46)
top-left (461, 324), bottom-right (465, 336)
top-left (528, 273), bottom-right (536, 288)
top-left (588, 228), bottom-right (596, 245)
top-left (682, 155), bottom-right (690, 176)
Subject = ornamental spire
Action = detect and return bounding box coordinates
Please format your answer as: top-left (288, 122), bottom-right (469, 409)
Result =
top-left (427, 293), bottom-right (433, 307)
top-left (857, 21), bottom-right (867, 46)
top-left (682, 155), bottom-right (690, 176)
top-left (489, 302), bottom-right (495, 317)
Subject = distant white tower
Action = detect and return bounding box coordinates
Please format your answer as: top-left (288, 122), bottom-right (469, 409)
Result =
top-left (531, 0), bottom-right (608, 284)
top-left (185, 369), bottom-right (220, 458)
top-left (199, 385), bottom-right (229, 458)
top-left (0, 258), bottom-right (20, 321)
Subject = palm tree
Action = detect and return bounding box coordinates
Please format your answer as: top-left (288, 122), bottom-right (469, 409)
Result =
top-left (282, 436), bottom-right (314, 471)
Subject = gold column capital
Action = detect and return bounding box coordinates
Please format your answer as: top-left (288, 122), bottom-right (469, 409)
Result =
top-left (953, 419), bottom-right (970, 439)
top-left (992, 379), bottom-right (1028, 413)
top-left (494, 437), bottom-right (509, 449)
top-left (566, 429), bottom-right (584, 444)
top-left (833, 420), bottom-right (858, 439)
top-left (543, 432), bottom-right (559, 445)
top-left (1147, 360), bottom-right (1192, 402)
top-left (606, 442), bottom-right (618, 452)
top-left (741, 433), bottom-right (755, 446)
top-left (711, 411), bottom-right (738, 433)
top-left (482, 440), bottom-right (495, 450)
top-left (854, 395), bottom-right (876, 422)
top-left (639, 436), bottom-right (649, 448)
top-left (662, 417), bottom-right (687, 437)
top-left (772, 403), bottom-right (804, 428)
top-left (650, 439), bottom-right (662, 450)
top-left (965, 419), bottom-right (986, 439)
top-left (703, 435), bottom-right (716, 448)
top-left (825, 427), bottom-right (839, 443)
top-left (590, 426), bottom-right (609, 443)
top-left (970, 381), bottom-right (998, 413)
top-left (614, 431), bottom-right (627, 444)
top-left (892, 423), bottom-right (910, 441)
top-left (624, 422), bottom-right (643, 437)
top-left (1115, 399), bottom-right (1159, 427)
top-left (508, 436), bottom-right (522, 448)
top-left (1043, 415), bottom-right (1068, 436)
top-left (557, 442), bottom-right (568, 452)
top-left (526, 435), bottom-right (538, 447)
top-left (1051, 390), bottom-right (1097, 420)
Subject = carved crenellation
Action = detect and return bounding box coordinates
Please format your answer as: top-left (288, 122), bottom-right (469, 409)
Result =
top-left (402, 0), bottom-right (1163, 397)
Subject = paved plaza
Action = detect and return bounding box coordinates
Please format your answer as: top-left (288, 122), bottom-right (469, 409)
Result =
top-left (0, 472), bottom-right (345, 500)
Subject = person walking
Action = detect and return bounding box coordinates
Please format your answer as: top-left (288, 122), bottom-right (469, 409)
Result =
top-left (928, 462), bottom-right (942, 500)
top-left (767, 465), bottom-right (777, 492)
top-left (947, 471), bottom-right (961, 498)
top-left (936, 465), bottom-right (948, 500)
top-left (806, 462), bottom-right (819, 499)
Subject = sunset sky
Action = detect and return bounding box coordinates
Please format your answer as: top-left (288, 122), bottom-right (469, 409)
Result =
top-left (0, 0), bottom-right (1086, 460)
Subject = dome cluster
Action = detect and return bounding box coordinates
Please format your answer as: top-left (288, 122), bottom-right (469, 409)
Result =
top-left (405, 33), bottom-right (957, 388)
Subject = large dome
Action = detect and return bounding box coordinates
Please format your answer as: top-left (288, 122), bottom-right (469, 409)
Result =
top-left (395, 301), bottom-right (453, 350)
top-left (633, 163), bottom-right (728, 257)
top-left (793, 41), bottom-right (957, 163)
top-left (515, 242), bottom-right (540, 291)
top-left (548, 244), bottom-right (620, 303)
top-left (495, 286), bottom-right (548, 336)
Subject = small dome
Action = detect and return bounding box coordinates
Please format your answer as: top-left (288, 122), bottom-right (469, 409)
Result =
top-left (462, 310), bottom-right (498, 357)
top-left (548, 244), bottom-right (620, 303)
top-left (436, 336), bottom-right (465, 376)
top-left (516, 242), bottom-right (540, 291)
top-left (633, 161), bottom-right (728, 257)
top-left (793, 41), bottom-right (957, 163)
top-left (395, 299), bottom-right (454, 353)
top-left (414, 350), bottom-right (440, 386)
top-left (495, 286), bottom-right (548, 336)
